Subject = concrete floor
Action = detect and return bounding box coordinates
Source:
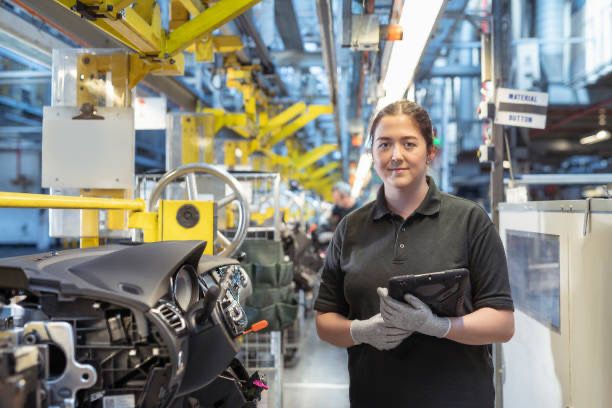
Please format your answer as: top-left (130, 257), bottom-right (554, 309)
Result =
top-left (282, 316), bottom-right (350, 408)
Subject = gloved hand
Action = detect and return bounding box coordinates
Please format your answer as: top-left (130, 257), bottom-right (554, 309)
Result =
top-left (350, 313), bottom-right (412, 350)
top-left (378, 287), bottom-right (451, 338)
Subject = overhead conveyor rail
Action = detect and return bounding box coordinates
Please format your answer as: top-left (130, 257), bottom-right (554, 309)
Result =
top-left (52, 0), bottom-right (261, 60)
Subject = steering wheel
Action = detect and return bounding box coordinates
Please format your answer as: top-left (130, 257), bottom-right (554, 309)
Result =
top-left (148, 163), bottom-right (250, 257)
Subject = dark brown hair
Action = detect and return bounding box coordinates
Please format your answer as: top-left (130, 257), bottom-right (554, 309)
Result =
top-left (368, 100), bottom-right (433, 149)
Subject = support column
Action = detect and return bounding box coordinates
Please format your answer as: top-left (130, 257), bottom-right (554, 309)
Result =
top-left (491, 1), bottom-right (511, 407)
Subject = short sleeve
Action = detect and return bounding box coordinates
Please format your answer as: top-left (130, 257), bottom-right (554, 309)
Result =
top-left (314, 217), bottom-right (350, 316)
top-left (468, 221), bottom-right (515, 311)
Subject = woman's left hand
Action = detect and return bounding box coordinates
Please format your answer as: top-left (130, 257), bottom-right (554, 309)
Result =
top-left (377, 287), bottom-right (451, 338)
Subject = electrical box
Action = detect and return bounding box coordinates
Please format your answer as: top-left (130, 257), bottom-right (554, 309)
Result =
top-left (477, 144), bottom-right (495, 163)
top-left (350, 14), bottom-right (380, 51)
top-left (159, 200), bottom-right (216, 254)
top-left (41, 106), bottom-right (135, 189)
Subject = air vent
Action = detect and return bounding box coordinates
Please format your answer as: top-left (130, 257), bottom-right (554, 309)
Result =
top-left (152, 302), bottom-right (186, 335)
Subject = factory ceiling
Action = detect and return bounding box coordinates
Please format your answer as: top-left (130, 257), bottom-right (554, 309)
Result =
top-left (0, 0), bottom-right (610, 194)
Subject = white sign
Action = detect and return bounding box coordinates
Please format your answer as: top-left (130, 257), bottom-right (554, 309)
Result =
top-left (42, 107), bottom-right (134, 189)
top-left (102, 394), bottom-right (135, 408)
top-left (133, 97), bottom-right (166, 130)
top-left (494, 88), bottom-right (548, 129)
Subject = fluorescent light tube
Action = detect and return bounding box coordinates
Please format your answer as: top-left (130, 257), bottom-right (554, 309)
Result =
top-left (376, 0), bottom-right (445, 110)
top-left (580, 130), bottom-right (611, 145)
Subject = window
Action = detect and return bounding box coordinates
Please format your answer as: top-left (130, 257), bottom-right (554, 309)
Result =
top-left (506, 230), bottom-right (561, 331)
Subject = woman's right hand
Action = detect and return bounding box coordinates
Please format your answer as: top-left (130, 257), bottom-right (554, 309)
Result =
top-left (350, 313), bottom-right (412, 350)
top-left (378, 288), bottom-right (451, 339)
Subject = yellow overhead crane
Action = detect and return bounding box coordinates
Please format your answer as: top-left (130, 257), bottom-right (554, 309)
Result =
top-left (55, 1), bottom-right (340, 191)
top-left (175, 36), bottom-right (340, 195)
top-left (54, 0), bottom-right (260, 60)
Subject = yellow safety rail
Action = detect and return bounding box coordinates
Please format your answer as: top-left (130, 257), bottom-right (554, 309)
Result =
top-left (0, 192), bottom-right (161, 244)
top-left (0, 192), bottom-right (145, 211)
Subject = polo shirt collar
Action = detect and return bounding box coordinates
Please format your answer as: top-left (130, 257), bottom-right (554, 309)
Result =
top-left (371, 176), bottom-right (442, 220)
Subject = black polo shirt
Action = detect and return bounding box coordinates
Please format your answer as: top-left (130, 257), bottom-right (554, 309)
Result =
top-left (315, 177), bottom-right (513, 408)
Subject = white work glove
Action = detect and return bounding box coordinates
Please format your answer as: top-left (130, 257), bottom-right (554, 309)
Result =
top-left (378, 287), bottom-right (451, 338)
top-left (350, 313), bottom-right (412, 350)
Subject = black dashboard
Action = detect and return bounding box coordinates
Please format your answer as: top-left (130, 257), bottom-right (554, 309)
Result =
top-left (0, 240), bottom-right (253, 407)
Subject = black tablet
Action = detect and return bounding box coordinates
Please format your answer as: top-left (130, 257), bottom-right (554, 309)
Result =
top-left (387, 268), bottom-right (470, 317)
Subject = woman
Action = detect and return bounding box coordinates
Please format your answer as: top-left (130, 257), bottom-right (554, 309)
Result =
top-left (314, 100), bottom-right (514, 407)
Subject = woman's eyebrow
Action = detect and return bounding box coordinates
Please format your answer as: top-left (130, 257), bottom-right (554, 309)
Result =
top-left (376, 135), bottom-right (419, 140)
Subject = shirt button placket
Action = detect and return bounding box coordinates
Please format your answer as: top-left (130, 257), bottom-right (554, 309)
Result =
top-left (398, 224), bottom-right (406, 250)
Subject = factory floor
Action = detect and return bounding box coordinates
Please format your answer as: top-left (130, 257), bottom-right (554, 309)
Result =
top-left (282, 314), bottom-right (350, 408)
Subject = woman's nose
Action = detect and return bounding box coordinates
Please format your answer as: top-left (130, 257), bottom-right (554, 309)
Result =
top-left (390, 143), bottom-right (402, 160)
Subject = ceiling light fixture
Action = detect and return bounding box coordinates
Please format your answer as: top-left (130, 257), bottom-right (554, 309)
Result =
top-left (579, 129), bottom-right (611, 145)
top-left (351, 153), bottom-right (373, 198)
top-left (376, 0), bottom-right (445, 110)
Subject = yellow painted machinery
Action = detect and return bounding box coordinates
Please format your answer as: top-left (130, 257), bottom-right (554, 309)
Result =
top-left (52, 0), bottom-right (261, 65)
top-left (0, 162), bottom-right (251, 257)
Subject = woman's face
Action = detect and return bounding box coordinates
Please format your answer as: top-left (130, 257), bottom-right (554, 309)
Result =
top-left (372, 114), bottom-right (435, 191)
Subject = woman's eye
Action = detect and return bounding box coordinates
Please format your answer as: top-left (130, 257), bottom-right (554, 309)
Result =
top-left (378, 143), bottom-right (389, 149)
top-left (404, 143), bottom-right (416, 148)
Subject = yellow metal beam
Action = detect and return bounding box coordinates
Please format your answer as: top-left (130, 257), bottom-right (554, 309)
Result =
top-left (213, 36), bottom-right (244, 53)
top-left (169, 0), bottom-right (190, 29)
top-left (202, 109), bottom-right (248, 133)
top-left (225, 113), bottom-right (248, 127)
top-left (0, 192), bottom-right (145, 211)
top-left (259, 102), bottom-right (306, 136)
top-left (201, 108), bottom-right (226, 134)
top-left (63, 1), bottom-right (161, 55)
top-left (131, 0), bottom-right (154, 22)
top-left (105, 7), bottom-right (161, 54)
top-left (307, 162), bottom-right (340, 181)
top-left (261, 150), bottom-right (291, 167)
top-left (164, 0), bottom-right (261, 57)
top-left (0, 191), bottom-right (164, 246)
top-left (228, 126), bottom-right (252, 139)
top-left (174, 0), bottom-right (205, 16)
top-left (267, 104), bottom-right (333, 147)
top-left (293, 144), bottom-right (337, 170)
top-left (194, 35), bottom-right (214, 61)
top-left (55, 1), bottom-right (144, 52)
top-left (128, 53), bottom-right (184, 89)
top-left (303, 174), bottom-right (340, 199)
top-left (55, 0), bottom-right (258, 68)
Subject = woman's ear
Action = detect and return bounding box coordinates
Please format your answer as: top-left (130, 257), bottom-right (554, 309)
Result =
top-left (366, 145), bottom-right (374, 165)
top-left (426, 146), bottom-right (437, 163)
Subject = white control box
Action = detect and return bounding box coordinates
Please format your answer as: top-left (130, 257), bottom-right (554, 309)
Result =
top-left (42, 106), bottom-right (135, 189)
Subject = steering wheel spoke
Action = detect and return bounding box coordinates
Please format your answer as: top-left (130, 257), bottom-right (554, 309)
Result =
top-left (216, 231), bottom-right (232, 248)
top-left (186, 173), bottom-right (199, 200)
top-left (217, 192), bottom-right (237, 209)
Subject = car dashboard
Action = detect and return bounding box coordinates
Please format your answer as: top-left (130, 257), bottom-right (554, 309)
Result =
top-left (0, 240), bottom-right (258, 408)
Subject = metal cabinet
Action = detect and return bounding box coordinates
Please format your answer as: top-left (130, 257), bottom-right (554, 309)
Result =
top-left (499, 199), bottom-right (612, 407)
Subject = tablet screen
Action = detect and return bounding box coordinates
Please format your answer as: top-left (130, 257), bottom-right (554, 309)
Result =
top-left (387, 268), bottom-right (470, 317)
